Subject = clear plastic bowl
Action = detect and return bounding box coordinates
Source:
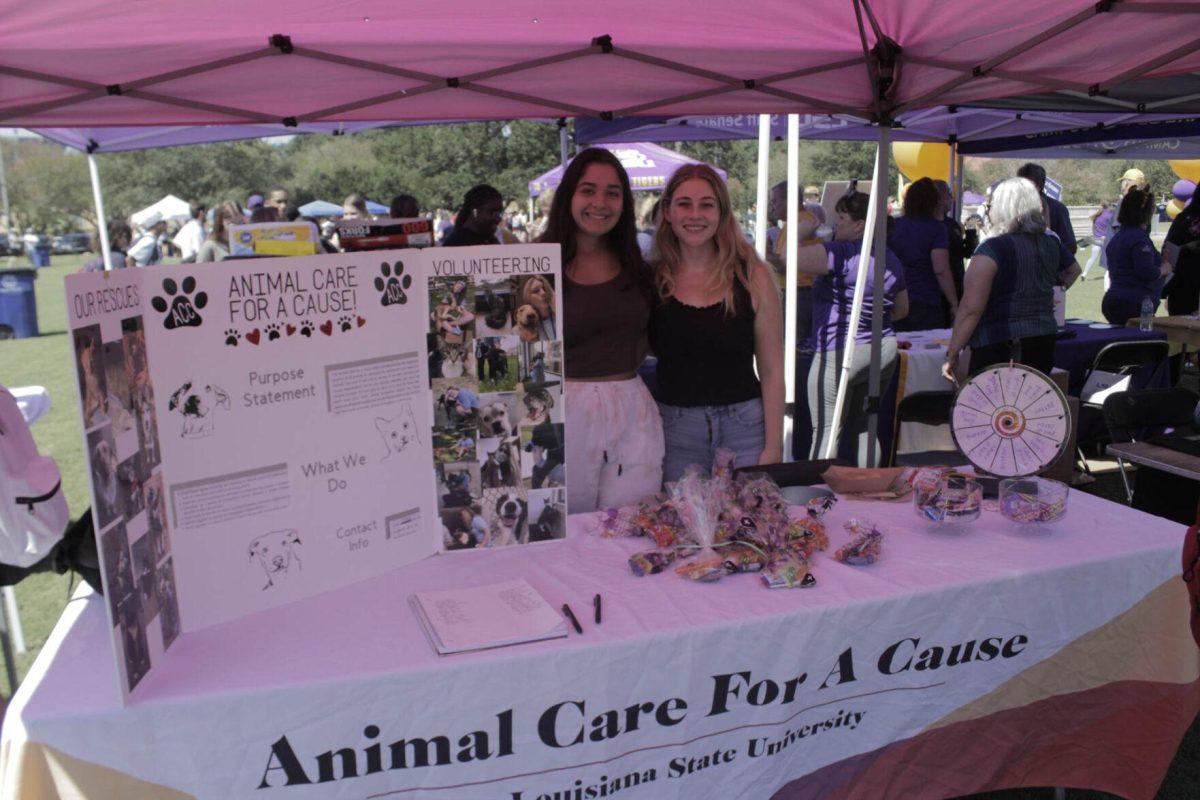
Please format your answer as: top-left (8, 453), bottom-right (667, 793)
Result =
top-left (913, 472), bottom-right (982, 525)
top-left (999, 477), bottom-right (1069, 524)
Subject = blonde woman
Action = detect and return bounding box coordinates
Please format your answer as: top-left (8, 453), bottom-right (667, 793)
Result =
top-left (649, 163), bottom-right (784, 482)
top-left (518, 274), bottom-right (557, 339)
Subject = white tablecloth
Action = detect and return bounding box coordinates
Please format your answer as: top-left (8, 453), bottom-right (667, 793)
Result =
top-left (2, 494), bottom-right (1198, 800)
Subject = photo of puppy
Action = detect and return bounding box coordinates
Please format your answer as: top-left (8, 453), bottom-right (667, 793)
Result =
top-left (514, 304), bottom-right (541, 343)
top-left (130, 533), bottom-right (159, 626)
top-left (156, 559), bottom-right (181, 649)
top-left (521, 387), bottom-right (560, 426)
top-left (479, 436), bottom-right (520, 488)
top-left (376, 403), bottom-right (420, 459)
top-left (74, 325), bottom-right (108, 429)
top-left (168, 381), bottom-right (230, 438)
top-left (247, 529), bottom-right (302, 590)
top-left (473, 278), bottom-right (515, 337)
top-left (488, 492), bottom-right (529, 547)
top-left (521, 421), bottom-right (566, 489)
top-left (117, 453), bottom-right (145, 518)
top-left (117, 595), bottom-right (151, 691)
top-left (479, 399), bottom-right (514, 439)
top-left (103, 340), bottom-right (136, 435)
top-left (143, 473), bottom-right (170, 563)
top-left (438, 461), bottom-right (479, 509)
top-left (88, 426), bottom-right (123, 528)
top-left (527, 489), bottom-right (567, 542)
top-left (121, 317), bottom-right (149, 390)
top-left (134, 383), bottom-right (161, 468)
top-left (100, 522), bottom-right (135, 621)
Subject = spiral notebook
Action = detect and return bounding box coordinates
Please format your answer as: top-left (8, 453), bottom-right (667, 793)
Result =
top-left (409, 578), bottom-right (568, 655)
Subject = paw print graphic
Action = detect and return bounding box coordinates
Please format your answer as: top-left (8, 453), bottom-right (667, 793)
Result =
top-left (150, 277), bottom-right (207, 330)
top-left (374, 261), bottom-right (412, 307)
top-left (224, 329), bottom-right (239, 347)
top-left (299, 320), bottom-right (313, 337)
top-left (338, 315), bottom-right (353, 332)
top-left (265, 323), bottom-right (283, 341)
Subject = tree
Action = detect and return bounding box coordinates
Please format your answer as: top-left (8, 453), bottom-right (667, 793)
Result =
top-left (5, 140), bottom-right (93, 234)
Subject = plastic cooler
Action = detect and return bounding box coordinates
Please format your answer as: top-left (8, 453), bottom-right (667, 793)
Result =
top-left (0, 268), bottom-right (39, 339)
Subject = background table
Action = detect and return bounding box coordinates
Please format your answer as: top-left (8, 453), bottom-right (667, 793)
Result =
top-left (3, 493), bottom-right (1197, 800)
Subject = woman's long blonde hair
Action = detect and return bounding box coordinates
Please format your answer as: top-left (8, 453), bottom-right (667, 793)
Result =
top-left (652, 163), bottom-right (759, 315)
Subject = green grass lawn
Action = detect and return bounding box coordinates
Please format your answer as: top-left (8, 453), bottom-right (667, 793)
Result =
top-left (0, 247), bottom-right (1118, 699)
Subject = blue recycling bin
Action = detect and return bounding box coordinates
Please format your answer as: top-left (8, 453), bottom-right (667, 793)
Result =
top-left (28, 244), bottom-right (51, 268)
top-left (0, 268), bottom-right (39, 339)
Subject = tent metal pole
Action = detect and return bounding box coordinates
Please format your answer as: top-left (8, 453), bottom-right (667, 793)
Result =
top-left (559, 122), bottom-right (569, 167)
top-left (866, 125), bottom-right (891, 467)
top-left (954, 151), bottom-right (965, 222)
top-left (0, 138), bottom-right (11, 243)
top-left (783, 113), bottom-right (800, 461)
top-left (755, 114), bottom-right (770, 259)
top-left (87, 152), bottom-right (113, 272)
top-left (823, 136), bottom-right (884, 460)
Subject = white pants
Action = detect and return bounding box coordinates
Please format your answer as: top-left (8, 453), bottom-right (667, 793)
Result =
top-left (565, 377), bottom-right (664, 513)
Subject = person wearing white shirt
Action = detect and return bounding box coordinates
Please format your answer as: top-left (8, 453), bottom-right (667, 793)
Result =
top-left (172, 204), bottom-right (206, 263)
top-left (128, 212), bottom-right (167, 267)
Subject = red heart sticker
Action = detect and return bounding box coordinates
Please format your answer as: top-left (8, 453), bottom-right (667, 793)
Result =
top-left (286, 324), bottom-right (297, 336)
top-left (320, 320), bottom-right (334, 336)
top-left (357, 316), bottom-right (367, 328)
top-left (245, 329), bottom-right (261, 345)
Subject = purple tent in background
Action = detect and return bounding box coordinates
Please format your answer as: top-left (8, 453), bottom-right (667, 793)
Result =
top-left (528, 142), bottom-right (726, 197)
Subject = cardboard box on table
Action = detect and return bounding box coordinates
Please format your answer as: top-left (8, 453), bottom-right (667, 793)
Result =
top-left (65, 244), bottom-right (565, 702)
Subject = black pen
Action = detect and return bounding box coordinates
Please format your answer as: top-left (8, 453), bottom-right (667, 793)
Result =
top-left (593, 593), bottom-right (602, 625)
top-left (562, 603), bottom-right (583, 634)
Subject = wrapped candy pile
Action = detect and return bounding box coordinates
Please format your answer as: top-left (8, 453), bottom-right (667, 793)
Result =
top-left (597, 450), bottom-right (838, 589)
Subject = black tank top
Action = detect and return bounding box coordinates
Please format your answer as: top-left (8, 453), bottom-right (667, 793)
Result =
top-left (649, 279), bottom-right (760, 407)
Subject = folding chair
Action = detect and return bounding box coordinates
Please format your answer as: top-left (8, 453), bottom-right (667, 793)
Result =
top-left (1076, 340), bottom-right (1170, 472)
top-left (888, 391), bottom-right (970, 467)
top-left (1102, 387), bottom-right (1199, 502)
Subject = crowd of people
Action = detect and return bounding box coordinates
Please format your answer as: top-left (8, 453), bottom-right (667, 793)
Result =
top-left (78, 153), bottom-right (1200, 500)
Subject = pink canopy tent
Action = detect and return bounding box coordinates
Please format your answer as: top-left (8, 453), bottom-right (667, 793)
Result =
top-left (2, 1), bottom-right (1200, 127)
top-left (4, 0), bottom-right (1200, 464)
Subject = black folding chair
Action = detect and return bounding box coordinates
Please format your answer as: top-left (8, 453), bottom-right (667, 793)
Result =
top-left (888, 391), bottom-right (970, 467)
top-left (1076, 340), bottom-right (1170, 472)
top-left (1103, 387), bottom-right (1199, 502)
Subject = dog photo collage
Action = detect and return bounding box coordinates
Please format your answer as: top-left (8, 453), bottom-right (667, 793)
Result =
top-left (74, 317), bottom-right (180, 693)
top-left (429, 273), bottom-right (566, 549)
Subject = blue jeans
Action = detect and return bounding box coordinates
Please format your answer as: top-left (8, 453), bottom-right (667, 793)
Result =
top-left (659, 398), bottom-right (766, 485)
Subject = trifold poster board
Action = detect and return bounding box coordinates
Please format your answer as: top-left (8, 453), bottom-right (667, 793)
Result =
top-left (65, 244), bottom-right (565, 702)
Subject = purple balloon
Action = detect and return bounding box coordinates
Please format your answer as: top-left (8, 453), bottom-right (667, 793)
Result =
top-left (1173, 179), bottom-right (1196, 201)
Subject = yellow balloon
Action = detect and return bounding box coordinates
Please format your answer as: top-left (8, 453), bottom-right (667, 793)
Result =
top-left (1168, 198), bottom-right (1185, 220)
top-left (1169, 159), bottom-right (1200, 183)
top-left (892, 142), bottom-right (951, 183)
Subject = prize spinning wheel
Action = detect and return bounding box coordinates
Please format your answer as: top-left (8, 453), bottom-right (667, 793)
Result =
top-left (950, 364), bottom-right (1071, 478)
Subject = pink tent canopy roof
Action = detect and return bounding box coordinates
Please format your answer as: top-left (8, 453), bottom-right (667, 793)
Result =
top-left (2, 1), bottom-right (1200, 127)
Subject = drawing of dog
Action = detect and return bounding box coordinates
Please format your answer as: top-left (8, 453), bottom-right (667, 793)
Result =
top-left (490, 492), bottom-right (528, 546)
top-left (479, 401), bottom-right (513, 438)
top-left (514, 304), bottom-right (540, 343)
top-left (247, 529), bottom-right (302, 590)
top-left (376, 404), bottom-right (420, 458)
top-left (480, 441), bottom-right (519, 488)
top-left (168, 381), bottom-right (230, 438)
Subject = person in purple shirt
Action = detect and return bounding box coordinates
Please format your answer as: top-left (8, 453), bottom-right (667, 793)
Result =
top-left (890, 178), bottom-right (956, 331)
top-left (795, 192), bottom-right (909, 464)
top-left (1102, 189), bottom-right (1168, 324)
top-left (1080, 201), bottom-right (1113, 280)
